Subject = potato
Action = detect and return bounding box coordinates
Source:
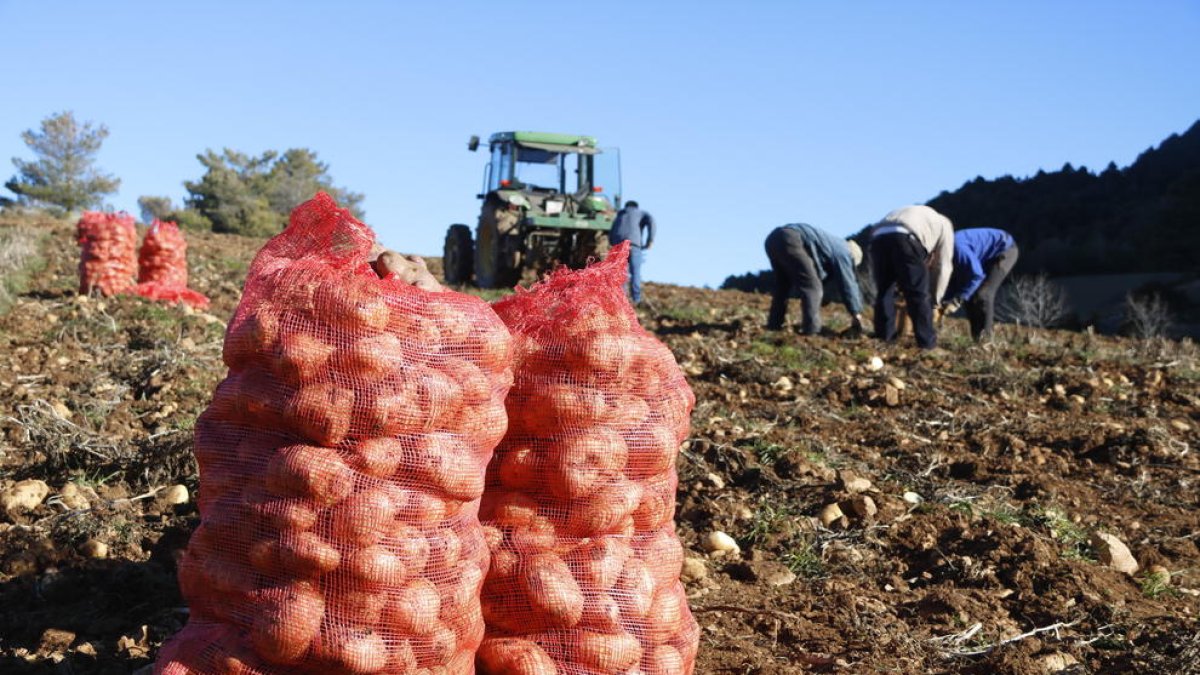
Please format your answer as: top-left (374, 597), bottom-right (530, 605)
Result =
top-left (580, 590), bottom-right (622, 632)
top-left (459, 397), bottom-right (509, 448)
top-left (465, 319), bottom-right (512, 372)
top-left (445, 357), bottom-right (492, 404)
top-left (634, 530), bottom-right (684, 580)
top-left (223, 309), bottom-right (280, 369)
top-left (563, 478), bottom-right (642, 536)
top-left (550, 430), bottom-right (628, 500)
top-left (389, 525), bottom-right (432, 574)
top-left (477, 638), bottom-right (557, 675)
top-left (220, 371), bottom-right (287, 424)
top-left (249, 581), bottom-right (324, 664)
top-left (443, 600), bottom-right (485, 649)
top-left (480, 492), bottom-right (539, 527)
top-left (412, 622), bottom-right (457, 667)
top-left (644, 586), bottom-right (685, 644)
top-left (624, 422), bottom-right (679, 479)
top-left (399, 489), bottom-right (451, 524)
top-left (385, 639), bottom-right (418, 672)
top-left (384, 578), bottom-right (441, 635)
top-left (419, 367), bottom-right (463, 428)
top-left (488, 548), bottom-right (519, 581)
top-left (420, 300), bottom-right (473, 343)
top-left (644, 644), bottom-right (685, 674)
top-left (249, 495), bottom-right (319, 532)
top-left (566, 330), bottom-right (635, 378)
top-left (444, 561), bottom-right (484, 613)
top-left (615, 558), bottom-right (655, 619)
top-left (330, 284), bottom-right (390, 334)
top-left (359, 380), bottom-right (421, 437)
top-left (653, 386), bottom-right (695, 438)
top-left (609, 394), bottom-right (650, 434)
top-left (427, 528), bottom-right (463, 569)
top-left (508, 516), bottom-right (558, 553)
top-left (522, 553), bottom-right (584, 628)
top-left (495, 444), bottom-right (543, 491)
top-left (313, 627), bottom-right (388, 674)
top-left (345, 544), bottom-right (407, 586)
top-left (566, 537), bottom-right (632, 590)
top-left (410, 432), bottom-right (484, 501)
top-left (352, 437), bottom-right (405, 478)
top-left (389, 312), bottom-right (442, 349)
top-left (276, 530), bottom-right (341, 577)
top-left (325, 586), bottom-right (389, 626)
top-left (329, 487), bottom-right (397, 546)
top-left (341, 332), bottom-right (406, 378)
top-left (287, 381), bottom-right (354, 446)
top-left (571, 630), bottom-right (642, 673)
top-left (270, 331), bottom-right (334, 384)
top-left (264, 444), bottom-right (354, 505)
top-left (631, 480), bottom-right (675, 532)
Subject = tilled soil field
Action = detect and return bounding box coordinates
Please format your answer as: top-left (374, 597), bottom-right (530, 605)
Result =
top-left (1, 213), bottom-right (1198, 674)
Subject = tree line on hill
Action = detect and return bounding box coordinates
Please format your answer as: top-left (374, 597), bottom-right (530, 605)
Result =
top-left (722, 119), bottom-right (1200, 292)
top-left (2, 111), bottom-right (362, 237)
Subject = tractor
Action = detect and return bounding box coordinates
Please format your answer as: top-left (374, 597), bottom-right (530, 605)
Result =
top-left (442, 131), bottom-right (622, 288)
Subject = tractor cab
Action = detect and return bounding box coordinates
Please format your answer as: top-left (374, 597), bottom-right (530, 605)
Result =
top-left (443, 131), bottom-right (622, 288)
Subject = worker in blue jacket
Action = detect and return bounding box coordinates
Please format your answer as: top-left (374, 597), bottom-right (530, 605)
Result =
top-left (940, 228), bottom-right (1019, 341)
top-left (764, 223), bottom-right (865, 335)
top-left (609, 200), bottom-right (656, 305)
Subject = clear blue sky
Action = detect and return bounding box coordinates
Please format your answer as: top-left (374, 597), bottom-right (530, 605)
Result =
top-left (2, 1), bottom-right (1197, 288)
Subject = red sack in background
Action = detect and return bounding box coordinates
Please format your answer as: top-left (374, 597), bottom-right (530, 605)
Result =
top-left (155, 192), bottom-right (514, 674)
top-left (133, 220), bottom-right (210, 309)
top-left (76, 211), bottom-right (137, 295)
top-left (478, 242), bottom-right (699, 674)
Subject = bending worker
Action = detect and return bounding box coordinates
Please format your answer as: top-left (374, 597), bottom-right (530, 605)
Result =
top-left (764, 223), bottom-right (865, 335)
top-left (869, 205), bottom-right (954, 350)
top-left (941, 228), bottom-right (1019, 341)
top-left (609, 200), bottom-right (656, 305)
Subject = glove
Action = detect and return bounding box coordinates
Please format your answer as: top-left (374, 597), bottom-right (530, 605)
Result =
top-left (942, 298), bottom-right (963, 315)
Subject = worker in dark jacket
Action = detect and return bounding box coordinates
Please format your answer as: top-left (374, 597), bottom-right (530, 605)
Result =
top-left (764, 223), bottom-right (865, 335)
top-left (941, 228), bottom-right (1019, 341)
top-left (609, 200), bottom-right (656, 304)
top-left (869, 205), bottom-right (955, 350)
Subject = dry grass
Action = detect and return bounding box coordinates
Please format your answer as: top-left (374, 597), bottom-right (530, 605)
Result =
top-left (0, 221), bottom-right (46, 312)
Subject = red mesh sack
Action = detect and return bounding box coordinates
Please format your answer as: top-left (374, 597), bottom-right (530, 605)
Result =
top-left (133, 220), bottom-right (211, 309)
top-left (155, 192), bottom-right (514, 674)
top-left (76, 211), bottom-right (137, 295)
top-left (478, 242), bottom-right (699, 674)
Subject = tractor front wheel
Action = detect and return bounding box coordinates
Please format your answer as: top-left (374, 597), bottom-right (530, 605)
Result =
top-left (443, 224), bottom-right (473, 285)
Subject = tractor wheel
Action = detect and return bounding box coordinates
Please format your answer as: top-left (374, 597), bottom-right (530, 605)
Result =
top-left (475, 201), bottom-right (521, 289)
top-left (443, 224), bottom-right (473, 284)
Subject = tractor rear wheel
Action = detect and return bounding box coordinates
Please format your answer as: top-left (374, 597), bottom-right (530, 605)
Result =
top-left (443, 224), bottom-right (473, 284)
top-left (475, 199), bottom-right (521, 289)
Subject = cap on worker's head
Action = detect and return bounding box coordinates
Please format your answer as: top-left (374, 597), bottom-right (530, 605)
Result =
top-left (846, 239), bottom-right (863, 267)
top-left (625, 200), bottom-right (638, 208)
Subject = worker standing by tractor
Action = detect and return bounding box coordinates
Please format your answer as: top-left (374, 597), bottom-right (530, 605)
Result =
top-left (609, 200), bottom-right (656, 305)
top-left (763, 223), bottom-right (865, 335)
top-left (869, 205), bottom-right (955, 350)
top-left (940, 227), bottom-right (1019, 341)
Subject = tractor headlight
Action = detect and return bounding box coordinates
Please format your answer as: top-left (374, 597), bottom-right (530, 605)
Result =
top-left (544, 200), bottom-right (564, 215)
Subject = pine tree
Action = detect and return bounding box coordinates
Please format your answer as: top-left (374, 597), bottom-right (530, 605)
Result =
top-left (5, 111), bottom-right (120, 213)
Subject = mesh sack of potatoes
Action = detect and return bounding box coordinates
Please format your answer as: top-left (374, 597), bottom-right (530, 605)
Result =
top-left (133, 219), bottom-right (210, 309)
top-left (154, 192), bottom-right (513, 674)
top-left (477, 242), bottom-right (699, 674)
top-left (77, 210), bottom-right (138, 295)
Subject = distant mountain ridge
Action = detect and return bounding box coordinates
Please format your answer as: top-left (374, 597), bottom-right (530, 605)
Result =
top-left (722, 119), bottom-right (1200, 292)
top-left (925, 119), bottom-right (1200, 276)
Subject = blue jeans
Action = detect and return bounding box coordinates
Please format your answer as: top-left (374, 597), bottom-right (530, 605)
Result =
top-left (627, 244), bottom-right (644, 304)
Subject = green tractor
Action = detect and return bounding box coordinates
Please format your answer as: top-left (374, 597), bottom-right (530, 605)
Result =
top-left (443, 131), bottom-right (622, 288)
